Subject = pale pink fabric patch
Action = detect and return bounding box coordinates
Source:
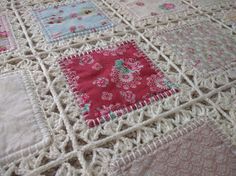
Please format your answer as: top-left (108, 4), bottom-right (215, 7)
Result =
top-left (0, 14), bottom-right (17, 54)
top-left (109, 119), bottom-right (236, 176)
top-left (0, 71), bottom-right (51, 165)
top-left (117, 0), bottom-right (188, 20)
top-left (155, 21), bottom-right (236, 77)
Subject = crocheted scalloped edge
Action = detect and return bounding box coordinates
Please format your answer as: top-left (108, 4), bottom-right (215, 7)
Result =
top-left (103, 0), bottom-right (198, 25)
top-left (149, 19), bottom-right (236, 79)
top-left (0, 70), bottom-right (52, 166)
top-left (31, 0), bottom-right (115, 43)
top-left (217, 10), bottom-right (236, 23)
top-left (211, 7), bottom-right (236, 30)
top-left (185, 0), bottom-right (234, 12)
top-left (108, 117), bottom-right (236, 175)
top-left (0, 12), bottom-right (18, 55)
top-left (59, 39), bottom-right (180, 128)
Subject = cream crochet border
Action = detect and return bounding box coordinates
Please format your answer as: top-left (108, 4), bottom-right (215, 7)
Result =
top-left (185, 0), bottom-right (234, 12)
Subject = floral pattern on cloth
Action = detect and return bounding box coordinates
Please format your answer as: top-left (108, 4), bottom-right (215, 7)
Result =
top-left (33, 0), bottom-right (114, 42)
top-left (159, 3), bottom-right (176, 10)
top-left (0, 14), bottom-right (17, 54)
top-left (117, 0), bottom-right (188, 20)
top-left (155, 22), bottom-right (236, 77)
top-left (59, 41), bottom-right (179, 127)
top-left (109, 119), bottom-right (236, 176)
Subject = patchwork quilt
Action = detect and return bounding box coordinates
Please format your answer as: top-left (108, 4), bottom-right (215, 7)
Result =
top-left (0, 0), bottom-right (236, 175)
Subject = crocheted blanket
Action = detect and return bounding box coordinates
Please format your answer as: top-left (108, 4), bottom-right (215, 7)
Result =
top-left (0, 0), bottom-right (236, 175)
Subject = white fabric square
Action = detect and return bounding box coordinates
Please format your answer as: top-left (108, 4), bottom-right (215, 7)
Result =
top-left (117, 0), bottom-right (188, 20)
top-left (0, 70), bottom-right (51, 165)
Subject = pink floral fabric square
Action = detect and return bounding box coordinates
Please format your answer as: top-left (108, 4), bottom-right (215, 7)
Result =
top-left (0, 14), bottom-right (17, 54)
top-left (155, 22), bottom-right (236, 77)
top-left (59, 41), bottom-right (179, 127)
top-left (117, 0), bottom-right (188, 20)
top-left (109, 119), bottom-right (236, 176)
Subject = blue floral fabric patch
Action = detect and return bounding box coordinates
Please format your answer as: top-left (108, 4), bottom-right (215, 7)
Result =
top-left (33, 0), bottom-right (114, 42)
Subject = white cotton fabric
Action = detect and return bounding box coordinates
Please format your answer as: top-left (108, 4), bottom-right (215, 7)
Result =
top-left (0, 71), bottom-right (51, 165)
top-left (118, 0), bottom-right (188, 19)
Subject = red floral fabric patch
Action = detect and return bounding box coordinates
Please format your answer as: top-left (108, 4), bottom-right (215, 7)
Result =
top-left (59, 41), bottom-right (179, 127)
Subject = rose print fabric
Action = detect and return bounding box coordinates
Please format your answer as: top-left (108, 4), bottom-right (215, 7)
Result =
top-left (155, 22), bottom-right (236, 77)
top-left (117, 0), bottom-right (188, 20)
top-left (33, 0), bottom-right (114, 42)
top-left (109, 119), bottom-right (236, 176)
top-left (59, 41), bottom-right (179, 127)
top-left (0, 14), bottom-right (17, 54)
